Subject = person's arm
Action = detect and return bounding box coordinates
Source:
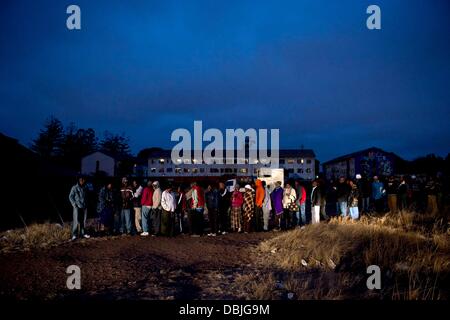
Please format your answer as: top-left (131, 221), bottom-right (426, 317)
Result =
top-left (153, 190), bottom-right (161, 208)
top-left (161, 191), bottom-right (168, 211)
top-left (69, 186), bottom-right (77, 207)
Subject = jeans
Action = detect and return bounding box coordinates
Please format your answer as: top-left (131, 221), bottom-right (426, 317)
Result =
top-left (349, 206), bottom-right (359, 219)
top-left (120, 209), bottom-right (132, 234)
top-left (362, 197), bottom-right (370, 212)
top-left (72, 207), bottom-right (87, 238)
top-left (152, 208), bottom-right (162, 235)
top-left (295, 203), bottom-right (306, 225)
top-left (339, 201), bottom-right (348, 217)
top-left (141, 206), bottom-right (152, 233)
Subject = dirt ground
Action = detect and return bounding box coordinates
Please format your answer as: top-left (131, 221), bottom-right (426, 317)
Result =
top-left (0, 232), bottom-right (276, 300)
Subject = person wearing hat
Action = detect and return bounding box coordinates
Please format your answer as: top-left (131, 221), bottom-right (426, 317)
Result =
top-left (69, 176), bottom-right (90, 240)
top-left (242, 184), bottom-right (255, 233)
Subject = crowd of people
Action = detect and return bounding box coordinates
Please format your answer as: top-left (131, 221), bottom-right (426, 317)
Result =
top-left (68, 173), bottom-right (447, 240)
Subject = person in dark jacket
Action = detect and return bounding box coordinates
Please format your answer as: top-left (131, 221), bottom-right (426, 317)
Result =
top-left (336, 177), bottom-right (350, 217)
top-left (386, 176), bottom-right (398, 214)
top-left (97, 181), bottom-right (114, 234)
top-left (397, 176), bottom-right (409, 212)
top-left (348, 180), bottom-right (360, 220)
top-left (69, 176), bottom-right (90, 240)
top-left (311, 179), bottom-right (321, 224)
top-left (205, 184), bottom-right (220, 236)
top-left (120, 177), bottom-right (133, 235)
top-left (218, 182), bottom-right (231, 234)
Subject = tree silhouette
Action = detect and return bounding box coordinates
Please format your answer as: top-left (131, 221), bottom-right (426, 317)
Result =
top-left (31, 116), bottom-right (64, 159)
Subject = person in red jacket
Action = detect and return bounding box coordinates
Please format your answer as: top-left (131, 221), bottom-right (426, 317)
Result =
top-left (189, 182), bottom-right (205, 236)
top-left (295, 180), bottom-right (307, 226)
top-left (140, 180), bottom-right (153, 236)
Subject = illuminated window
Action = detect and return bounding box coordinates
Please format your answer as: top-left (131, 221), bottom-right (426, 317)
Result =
top-left (159, 159), bottom-right (165, 164)
top-left (287, 159), bottom-right (295, 164)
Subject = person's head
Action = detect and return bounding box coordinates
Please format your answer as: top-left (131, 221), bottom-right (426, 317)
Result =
top-left (207, 185), bottom-right (212, 191)
top-left (285, 182), bottom-right (291, 189)
top-left (373, 175), bottom-right (379, 181)
top-left (152, 181), bottom-right (160, 189)
top-left (339, 177), bottom-right (345, 183)
top-left (166, 184), bottom-right (172, 192)
top-left (312, 180), bottom-right (318, 187)
top-left (191, 182), bottom-right (197, 188)
top-left (349, 180), bottom-right (355, 187)
top-left (245, 184), bottom-right (253, 192)
top-left (147, 180), bottom-right (153, 187)
top-left (262, 180), bottom-right (266, 188)
top-left (389, 176), bottom-right (395, 182)
top-left (78, 176), bottom-right (86, 186)
top-left (235, 183), bottom-right (240, 191)
top-left (121, 177), bottom-right (128, 186)
top-left (219, 182), bottom-right (225, 190)
top-left (106, 182), bottom-right (112, 190)
top-left (275, 181), bottom-right (282, 188)
top-left (132, 180), bottom-right (139, 187)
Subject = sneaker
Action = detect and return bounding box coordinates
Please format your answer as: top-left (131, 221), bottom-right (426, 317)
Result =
top-left (221, 231), bottom-right (227, 235)
top-left (211, 233), bottom-right (217, 237)
top-left (71, 236), bottom-right (77, 241)
top-left (83, 234), bottom-right (90, 239)
top-left (141, 232), bottom-right (149, 236)
top-left (191, 234), bottom-right (201, 238)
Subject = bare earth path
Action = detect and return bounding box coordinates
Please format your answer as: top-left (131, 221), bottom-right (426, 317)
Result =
top-left (0, 232), bottom-right (275, 300)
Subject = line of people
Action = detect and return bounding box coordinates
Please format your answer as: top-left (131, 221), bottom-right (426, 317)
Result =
top-left (68, 173), bottom-right (446, 240)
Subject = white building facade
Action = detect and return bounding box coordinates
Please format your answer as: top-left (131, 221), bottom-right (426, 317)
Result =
top-left (146, 149), bottom-right (316, 180)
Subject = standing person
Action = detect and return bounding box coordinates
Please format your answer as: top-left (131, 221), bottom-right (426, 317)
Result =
top-left (336, 177), bottom-right (350, 217)
top-left (151, 181), bottom-right (162, 236)
top-left (97, 181), bottom-right (114, 234)
top-left (69, 176), bottom-right (90, 240)
top-left (425, 177), bottom-right (439, 216)
top-left (271, 181), bottom-right (284, 231)
top-left (242, 185), bottom-right (255, 233)
top-left (348, 180), bottom-right (360, 220)
top-left (190, 182), bottom-right (205, 236)
top-left (161, 184), bottom-right (176, 236)
top-left (120, 177), bottom-right (133, 235)
top-left (409, 175), bottom-right (421, 212)
top-left (386, 176), bottom-right (398, 214)
top-left (218, 182), bottom-right (231, 235)
top-left (262, 181), bottom-right (272, 231)
top-left (254, 179), bottom-right (265, 232)
top-left (311, 179), bottom-right (321, 224)
top-left (132, 180), bottom-right (143, 234)
top-left (319, 179), bottom-right (328, 220)
top-left (372, 176), bottom-right (385, 213)
top-left (282, 182), bottom-right (297, 229)
top-left (230, 184), bottom-right (244, 232)
top-left (205, 184), bottom-right (219, 236)
top-left (175, 185), bottom-right (187, 234)
top-left (398, 176), bottom-right (409, 212)
top-left (140, 180), bottom-right (153, 236)
top-left (294, 180), bottom-right (306, 226)
top-left (360, 175), bottom-right (371, 213)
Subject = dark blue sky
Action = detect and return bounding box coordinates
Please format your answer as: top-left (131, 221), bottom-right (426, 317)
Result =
top-left (1, 0), bottom-right (449, 162)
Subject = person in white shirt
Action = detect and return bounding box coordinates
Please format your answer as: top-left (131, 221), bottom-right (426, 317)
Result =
top-left (161, 185), bottom-right (176, 236)
top-left (311, 180), bottom-right (322, 224)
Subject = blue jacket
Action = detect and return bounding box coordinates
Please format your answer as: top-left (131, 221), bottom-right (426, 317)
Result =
top-left (372, 181), bottom-right (384, 200)
top-left (69, 183), bottom-right (87, 209)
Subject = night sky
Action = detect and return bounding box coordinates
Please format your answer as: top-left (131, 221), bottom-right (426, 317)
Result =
top-left (1, 0), bottom-right (449, 162)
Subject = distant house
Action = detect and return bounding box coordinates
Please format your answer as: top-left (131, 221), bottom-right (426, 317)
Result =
top-left (323, 147), bottom-right (401, 180)
top-left (81, 151), bottom-right (116, 177)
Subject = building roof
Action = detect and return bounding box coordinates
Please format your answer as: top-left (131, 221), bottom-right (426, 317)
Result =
top-left (145, 148), bottom-right (315, 159)
top-left (322, 147), bottom-right (400, 166)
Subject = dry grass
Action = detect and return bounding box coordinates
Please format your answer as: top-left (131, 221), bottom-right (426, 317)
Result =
top-left (247, 211), bottom-right (449, 300)
top-left (0, 223), bottom-right (70, 253)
